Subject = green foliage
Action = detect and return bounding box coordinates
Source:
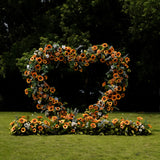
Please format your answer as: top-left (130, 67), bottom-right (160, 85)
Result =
top-left (121, 0), bottom-right (160, 39)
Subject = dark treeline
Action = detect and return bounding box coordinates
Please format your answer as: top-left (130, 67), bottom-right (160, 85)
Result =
top-left (0, 0), bottom-right (159, 112)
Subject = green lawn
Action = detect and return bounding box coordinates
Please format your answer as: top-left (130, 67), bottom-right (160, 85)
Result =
top-left (0, 111), bottom-right (160, 160)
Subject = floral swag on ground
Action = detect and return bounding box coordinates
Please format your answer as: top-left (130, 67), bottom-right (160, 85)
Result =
top-left (10, 42), bottom-right (152, 135)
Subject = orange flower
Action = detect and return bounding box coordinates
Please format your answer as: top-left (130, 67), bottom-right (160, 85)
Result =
top-left (100, 58), bottom-right (105, 63)
top-left (36, 57), bottom-right (43, 64)
top-left (26, 78), bottom-right (31, 84)
top-left (92, 45), bottom-right (98, 51)
top-left (32, 128), bottom-right (37, 133)
top-left (91, 54), bottom-right (96, 60)
top-left (50, 87), bottom-right (56, 93)
top-left (32, 72), bottom-right (37, 78)
top-left (136, 121), bottom-right (141, 126)
top-left (90, 123), bottom-right (96, 128)
top-left (38, 126), bottom-right (43, 131)
top-left (37, 116), bottom-right (43, 119)
top-left (46, 44), bottom-right (52, 49)
top-left (52, 116), bottom-right (58, 121)
top-left (102, 82), bottom-right (106, 87)
top-left (55, 124), bottom-right (59, 128)
top-left (116, 52), bottom-right (121, 57)
top-left (102, 43), bottom-right (108, 48)
top-left (101, 96), bottom-right (108, 102)
top-left (24, 70), bottom-right (30, 76)
top-left (18, 118), bottom-right (27, 124)
top-left (63, 124), bottom-right (68, 129)
top-left (48, 105), bottom-right (54, 111)
top-left (125, 57), bottom-right (130, 63)
top-left (148, 124), bottom-right (152, 128)
top-left (35, 64), bottom-right (41, 70)
top-left (24, 88), bottom-right (28, 95)
top-left (38, 75), bottom-right (44, 82)
top-left (89, 105), bottom-right (94, 110)
top-left (21, 127), bottom-right (26, 133)
top-left (30, 118), bottom-right (38, 124)
top-left (113, 73), bottom-right (119, 79)
top-left (56, 107), bottom-right (61, 111)
top-left (137, 117), bottom-right (143, 121)
top-left (125, 120), bottom-right (130, 125)
top-left (112, 118), bottom-right (118, 125)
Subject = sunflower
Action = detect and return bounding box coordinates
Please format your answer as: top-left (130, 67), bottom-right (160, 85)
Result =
top-left (100, 58), bottom-right (105, 63)
top-left (113, 73), bottom-right (119, 79)
top-left (71, 129), bottom-right (75, 133)
top-left (112, 118), bottom-right (118, 125)
top-left (36, 104), bottom-right (42, 109)
top-left (94, 105), bottom-right (99, 110)
top-left (90, 123), bottom-right (96, 128)
top-left (101, 96), bottom-right (108, 102)
top-left (112, 58), bottom-right (118, 63)
top-left (104, 50), bottom-right (108, 55)
top-left (136, 121), bottom-right (141, 126)
top-left (50, 87), bottom-right (56, 93)
top-left (63, 124), bottom-right (68, 129)
top-left (56, 107), bottom-right (61, 111)
top-left (91, 54), bottom-right (96, 60)
top-left (38, 75), bottom-right (44, 82)
top-left (24, 70), bottom-right (30, 76)
top-left (52, 116), bottom-right (58, 121)
top-left (32, 128), bottom-right (37, 133)
top-left (21, 127), bottom-right (26, 133)
top-left (116, 94), bottom-right (121, 100)
top-left (38, 126), bottom-right (43, 131)
top-left (48, 105), bottom-right (54, 112)
top-left (55, 124), bottom-right (59, 128)
top-left (125, 57), bottom-right (130, 63)
top-left (26, 78), bottom-right (31, 84)
top-left (59, 55), bottom-right (64, 61)
top-left (18, 118), bottom-right (27, 124)
top-left (37, 116), bottom-right (43, 119)
top-left (125, 120), bottom-right (130, 125)
top-left (116, 52), bottom-right (121, 57)
top-left (89, 105), bottom-right (94, 110)
top-left (92, 45), bottom-right (98, 51)
top-left (46, 44), bottom-right (52, 49)
top-left (36, 57), bottom-right (43, 64)
top-left (35, 64), bottom-right (41, 70)
top-left (24, 88), bottom-right (28, 95)
top-left (30, 118), bottom-right (38, 124)
top-left (102, 43), bottom-right (108, 48)
top-left (32, 72), bottom-right (38, 78)
top-left (137, 117), bottom-right (143, 121)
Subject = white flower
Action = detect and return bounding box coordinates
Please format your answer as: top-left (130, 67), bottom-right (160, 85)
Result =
top-left (27, 65), bottom-right (30, 69)
top-left (71, 122), bottom-right (77, 127)
top-left (62, 45), bottom-right (65, 49)
top-left (38, 100), bottom-right (41, 104)
top-left (24, 122), bottom-right (30, 129)
top-left (46, 54), bottom-right (49, 58)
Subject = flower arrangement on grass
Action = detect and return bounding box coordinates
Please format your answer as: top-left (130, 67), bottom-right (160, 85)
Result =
top-left (9, 42), bottom-right (152, 136)
top-left (10, 115), bottom-right (152, 136)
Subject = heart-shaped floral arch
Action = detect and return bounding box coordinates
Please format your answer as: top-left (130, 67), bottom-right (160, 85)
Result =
top-left (24, 43), bottom-right (130, 118)
top-left (9, 43), bottom-right (152, 136)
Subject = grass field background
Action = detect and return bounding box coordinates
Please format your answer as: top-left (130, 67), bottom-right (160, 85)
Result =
top-left (0, 111), bottom-right (160, 160)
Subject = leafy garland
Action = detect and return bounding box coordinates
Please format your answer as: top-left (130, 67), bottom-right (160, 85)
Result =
top-left (9, 42), bottom-right (152, 135)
